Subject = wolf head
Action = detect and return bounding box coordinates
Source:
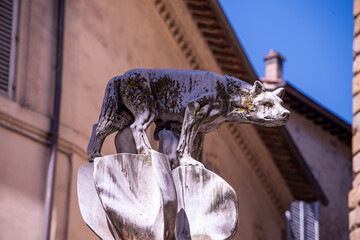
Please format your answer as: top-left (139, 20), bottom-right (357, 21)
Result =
top-left (227, 81), bottom-right (290, 127)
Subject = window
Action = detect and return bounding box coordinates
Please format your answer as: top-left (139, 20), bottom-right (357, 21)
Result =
top-left (0, 0), bottom-right (18, 97)
top-left (286, 201), bottom-right (319, 240)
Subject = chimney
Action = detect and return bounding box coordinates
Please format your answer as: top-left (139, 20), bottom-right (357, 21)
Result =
top-left (261, 49), bottom-right (285, 89)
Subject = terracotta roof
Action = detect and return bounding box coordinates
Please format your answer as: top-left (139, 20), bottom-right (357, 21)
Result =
top-left (255, 126), bottom-right (328, 204)
top-left (283, 83), bottom-right (351, 146)
top-left (183, 0), bottom-right (257, 82)
top-left (183, 0), bottom-right (330, 205)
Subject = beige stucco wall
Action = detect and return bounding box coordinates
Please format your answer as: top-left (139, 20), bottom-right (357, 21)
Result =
top-left (0, 127), bottom-right (47, 239)
top-left (0, 0), bottom-right (58, 239)
top-left (286, 110), bottom-right (352, 240)
top-left (0, 0), bottom-right (293, 239)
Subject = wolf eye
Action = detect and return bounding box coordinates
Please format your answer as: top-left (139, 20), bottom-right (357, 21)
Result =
top-left (263, 102), bottom-right (273, 108)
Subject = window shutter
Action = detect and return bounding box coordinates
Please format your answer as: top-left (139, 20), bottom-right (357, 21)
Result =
top-left (288, 202), bottom-right (301, 240)
top-left (304, 203), bottom-right (318, 239)
top-left (287, 201), bottom-right (319, 240)
top-left (0, 0), bottom-right (14, 93)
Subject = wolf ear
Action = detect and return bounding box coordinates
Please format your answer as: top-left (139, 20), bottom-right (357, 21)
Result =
top-left (273, 87), bottom-right (285, 98)
top-left (251, 81), bottom-right (265, 96)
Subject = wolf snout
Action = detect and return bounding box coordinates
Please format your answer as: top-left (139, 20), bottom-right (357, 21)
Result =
top-left (281, 110), bottom-right (290, 119)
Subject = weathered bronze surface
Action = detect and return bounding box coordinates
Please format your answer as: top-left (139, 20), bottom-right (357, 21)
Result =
top-left (79, 69), bottom-right (290, 239)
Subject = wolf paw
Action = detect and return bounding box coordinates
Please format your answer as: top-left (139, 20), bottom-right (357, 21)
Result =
top-left (88, 152), bottom-right (101, 162)
top-left (179, 156), bottom-right (204, 168)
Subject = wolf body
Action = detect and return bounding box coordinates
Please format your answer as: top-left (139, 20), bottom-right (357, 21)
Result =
top-left (87, 69), bottom-right (290, 166)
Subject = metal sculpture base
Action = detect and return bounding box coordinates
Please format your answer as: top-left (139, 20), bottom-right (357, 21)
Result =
top-left (78, 152), bottom-right (238, 240)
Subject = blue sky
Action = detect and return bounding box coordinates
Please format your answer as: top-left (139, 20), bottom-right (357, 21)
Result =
top-left (219, 0), bottom-right (353, 124)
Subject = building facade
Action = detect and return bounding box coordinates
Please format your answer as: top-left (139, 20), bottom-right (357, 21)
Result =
top-left (0, 0), bottom-right (351, 239)
top-left (350, 0), bottom-right (360, 239)
top-left (262, 50), bottom-right (352, 240)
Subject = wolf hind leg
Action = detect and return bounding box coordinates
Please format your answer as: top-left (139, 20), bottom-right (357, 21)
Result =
top-left (130, 110), bottom-right (155, 154)
top-left (87, 124), bottom-right (102, 161)
top-left (87, 123), bottom-right (117, 162)
top-left (88, 114), bottom-right (133, 161)
top-left (158, 129), bottom-right (180, 169)
top-left (87, 77), bottom-right (134, 161)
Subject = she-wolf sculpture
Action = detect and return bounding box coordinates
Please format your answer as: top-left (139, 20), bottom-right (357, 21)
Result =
top-left (87, 69), bottom-right (290, 166)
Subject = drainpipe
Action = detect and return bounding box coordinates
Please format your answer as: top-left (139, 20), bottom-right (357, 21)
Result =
top-left (43, 0), bottom-right (65, 239)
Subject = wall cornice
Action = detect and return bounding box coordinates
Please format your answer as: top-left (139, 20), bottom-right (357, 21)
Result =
top-left (152, 0), bottom-right (202, 70)
top-left (151, 0), bottom-right (222, 72)
top-left (0, 95), bottom-right (87, 159)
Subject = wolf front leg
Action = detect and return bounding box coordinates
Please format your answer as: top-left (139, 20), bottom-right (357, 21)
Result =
top-left (177, 93), bottom-right (217, 167)
top-left (191, 133), bottom-right (205, 161)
